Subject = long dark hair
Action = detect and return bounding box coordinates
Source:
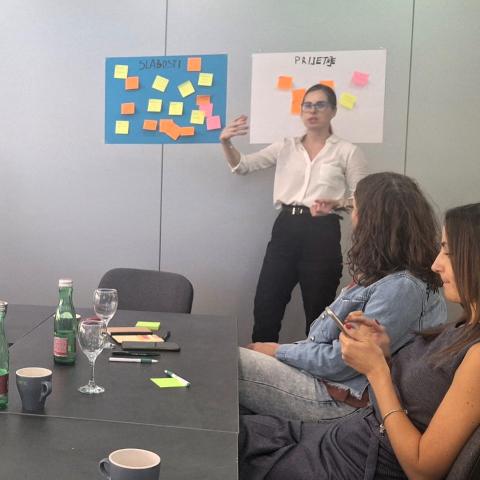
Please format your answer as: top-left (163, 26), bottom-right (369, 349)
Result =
top-left (347, 172), bottom-right (441, 289)
top-left (426, 203), bottom-right (480, 362)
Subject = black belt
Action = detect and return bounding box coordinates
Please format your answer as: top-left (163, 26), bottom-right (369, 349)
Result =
top-left (281, 204), bottom-right (310, 215)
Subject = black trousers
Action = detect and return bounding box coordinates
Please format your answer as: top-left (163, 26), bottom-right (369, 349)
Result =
top-left (252, 210), bottom-right (342, 342)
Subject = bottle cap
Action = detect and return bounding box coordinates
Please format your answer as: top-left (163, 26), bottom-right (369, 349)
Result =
top-left (0, 301), bottom-right (7, 312)
top-left (58, 279), bottom-right (73, 288)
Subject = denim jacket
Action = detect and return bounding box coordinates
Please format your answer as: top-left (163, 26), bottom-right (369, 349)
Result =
top-left (275, 271), bottom-right (447, 399)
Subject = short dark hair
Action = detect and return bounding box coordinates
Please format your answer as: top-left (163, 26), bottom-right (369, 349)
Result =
top-left (347, 172), bottom-right (442, 289)
top-left (303, 84), bottom-right (337, 109)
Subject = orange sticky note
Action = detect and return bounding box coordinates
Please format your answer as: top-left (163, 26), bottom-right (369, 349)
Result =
top-left (180, 126), bottom-right (195, 136)
top-left (159, 119), bottom-right (181, 140)
top-left (187, 57), bottom-right (202, 72)
top-left (277, 76), bottom-right (293, 90)
top-left (291, 88), bottom-right (306, 102)
top-left (196, 95), bottom-right (211, 105)
top-left (290, 101), bottom-right (302, 115)
top-left (121, 102), bottom-right (135, 115)
top-left (125, 76), bottom-right (140, 90)
top-left (143, 119), bottom-right (158, 131)
top-left (320, 80), bottom-right (336, 90)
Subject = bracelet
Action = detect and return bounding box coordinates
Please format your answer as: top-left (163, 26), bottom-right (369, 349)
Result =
top-left (379, 408), bottom-right (408, 434)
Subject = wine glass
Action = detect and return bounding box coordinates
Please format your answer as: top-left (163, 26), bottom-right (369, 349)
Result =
top-left (93, 288), bottom-right (118, 348)
top-left (77, 317), bottom-right (107, 394)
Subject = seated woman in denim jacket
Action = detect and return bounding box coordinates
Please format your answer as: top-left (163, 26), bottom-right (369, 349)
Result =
top-left (239, 172), bottom-right (447, 421)
top-left (240, 203), bottom-right (480, 480)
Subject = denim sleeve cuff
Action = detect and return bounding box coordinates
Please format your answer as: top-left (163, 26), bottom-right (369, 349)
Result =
top-left (275, 343), bottom-right (292, 362)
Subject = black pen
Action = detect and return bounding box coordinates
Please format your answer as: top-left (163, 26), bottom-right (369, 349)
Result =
top-left (162, 331), bottom-right (171, 342)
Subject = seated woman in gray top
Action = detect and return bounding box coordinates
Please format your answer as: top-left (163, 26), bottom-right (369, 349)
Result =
top-left (239, 172), bottom-right (447, 421)
top-left (240, 202), bottom-right (480, 480)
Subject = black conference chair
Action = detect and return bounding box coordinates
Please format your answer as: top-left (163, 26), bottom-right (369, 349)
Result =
top-left (445, 426), bottom-right (480, 479)
top-left (98, 268), bottom-right (193, 313)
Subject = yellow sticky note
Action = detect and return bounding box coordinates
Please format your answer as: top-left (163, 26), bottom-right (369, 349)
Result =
top-left (178, 80), bottom-right (195, 98)
top-left (147, 99), bottom-right (163, 113)
top-left (198, 72), bottom-right (213, 87)
top-left (190, 109), bottom-right (205, 125)
top-left (169, 102), bottom-right (183, 115)
top-left (114, 65), bottom-right (129, 79)
top-left (339, 92), bottom-right (357, 110)
top-left (136, 321), bottom-right (161, 330)
top-left (152, 75), bottom-right (169, 92)
top-left (115, 121), bottom-right (129, 135)
top-left (151, 378), bottom-right (187, 389)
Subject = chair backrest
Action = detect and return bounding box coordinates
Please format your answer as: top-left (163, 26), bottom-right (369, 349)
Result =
top-left (98, 268), bottom-right (193, 313)
top-left (445, 426), bottom-right (480, 479)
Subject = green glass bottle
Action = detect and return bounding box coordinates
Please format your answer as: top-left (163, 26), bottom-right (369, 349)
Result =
top-left (0, 301), bottom-right (9, 409)
top-left (53, 279), bottom-right (77, 365)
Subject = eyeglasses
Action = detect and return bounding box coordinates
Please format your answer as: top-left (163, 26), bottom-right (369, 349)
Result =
top-left (301, 101), bottom-right (330, 112)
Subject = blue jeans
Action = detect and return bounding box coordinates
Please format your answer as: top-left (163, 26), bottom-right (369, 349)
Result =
top-left (239, 347), bottom-right (358, 422)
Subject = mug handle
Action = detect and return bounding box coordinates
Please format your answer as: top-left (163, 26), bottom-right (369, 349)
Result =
top-left (98, 458), bottom-right (111, 478)
top-left (40, 381), bottom-right (52, 401)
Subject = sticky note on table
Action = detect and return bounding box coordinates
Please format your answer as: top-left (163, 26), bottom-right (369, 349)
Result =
top-left (135, 321), bottom-right (161, 330)
top-left (125, 76), bottom-right (140, 90)
top-left (151, 378), bottom-right (187, 389)
top-left (206, 115), bottom-right (221, 131)
top-left (277, 75), bottom-right (293, 90)
top-left (143, 119), bottom-right (158, 131)
top-left (199, 102), bottom-right (213, 117)
top-left (352, 71), bottom-right (369, 86)
top-left (187, 57), bottom-right (202, 72)
top-left (196, 95), bottom-right (211, 105)
top-left (147, 99), bottom-right (163, 113)
top-left (115, 121), bottom-right (129, 135)
top-left (169, 102), bottom-right (183, 115)
top-left (178, 80), bottom-right (195, 98)
top-left (339, 92), bottom-right (357, 110)
top-left (198, 72), bottom-right (213, 87)
top-left (190, 109), bottom-right (205, 124)
top-left (121, 102), bottom-right (135, 115)
top-left (320, 80), bottom-right (336, 90)
top-left (152, 75), bottom-right (169, 92)
top-left (114, 65), bottom-right (129, 79)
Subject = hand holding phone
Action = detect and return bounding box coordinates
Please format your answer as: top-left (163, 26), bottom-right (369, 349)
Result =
top-left (325, 306), bottom-right (352, 337)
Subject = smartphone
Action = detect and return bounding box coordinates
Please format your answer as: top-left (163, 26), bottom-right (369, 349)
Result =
top-left (122, 341), bottom-right (181, 352)
top-left (325, 306), bottom-right (351, 337)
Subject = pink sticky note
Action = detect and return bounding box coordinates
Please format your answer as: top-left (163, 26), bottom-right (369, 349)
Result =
top-left (352, 71), bottom-right (369, 86)
top-left (199, 103), bottom-right (213, 117)
top-left (206, 115), bottom-right (221, 131)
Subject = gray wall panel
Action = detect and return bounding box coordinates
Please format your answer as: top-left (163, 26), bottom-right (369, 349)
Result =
top-left (161, 0), bottom-right (414, 344)
top-left (0, 1), bottom-right (166, 307)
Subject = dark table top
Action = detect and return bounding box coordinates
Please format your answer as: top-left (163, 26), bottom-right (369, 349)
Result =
top-left (6, 308), bottom-right (239, 433)
top-left (5, 304), bottom-right (54, 345)
top-left (0, 413), bottom-right (237, 479)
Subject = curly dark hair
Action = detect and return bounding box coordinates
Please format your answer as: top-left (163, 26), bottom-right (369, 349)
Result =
top-left (347, 172), bottom-right (442, 289)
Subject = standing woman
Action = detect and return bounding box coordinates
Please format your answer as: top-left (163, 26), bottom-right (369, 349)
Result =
top-left (220, 84), bottom-right (368, 341)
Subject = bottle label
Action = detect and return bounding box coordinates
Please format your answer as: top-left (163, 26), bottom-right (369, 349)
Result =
top-left (54, 336), bottom-right (68, 357)
top-left (0, 373), bottom-right (8, 395)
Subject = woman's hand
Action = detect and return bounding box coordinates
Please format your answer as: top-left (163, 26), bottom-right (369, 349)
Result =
top-left (220, 115), bottom-right (249, 142)
top-left (340, 315), bottom-right (391, 376)
top-left (310, 199), bottom-right (339, 216)
top-left (245, 342), bottom-right (280, 357)
top-left (345, 312), bottom-right (391, 358)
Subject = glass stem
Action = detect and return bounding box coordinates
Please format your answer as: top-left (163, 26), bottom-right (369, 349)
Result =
top-left (89, 359), bottom-right (96, 386)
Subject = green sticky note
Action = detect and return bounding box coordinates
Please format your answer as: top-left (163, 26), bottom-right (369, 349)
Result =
top-left (135, 321), bottom-right (161, 330)
top-left (151, 378), bottom-right (186, 388)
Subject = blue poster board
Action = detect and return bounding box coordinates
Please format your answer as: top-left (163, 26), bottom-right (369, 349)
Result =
top-left (105, 54), bottom-right (227, 144)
